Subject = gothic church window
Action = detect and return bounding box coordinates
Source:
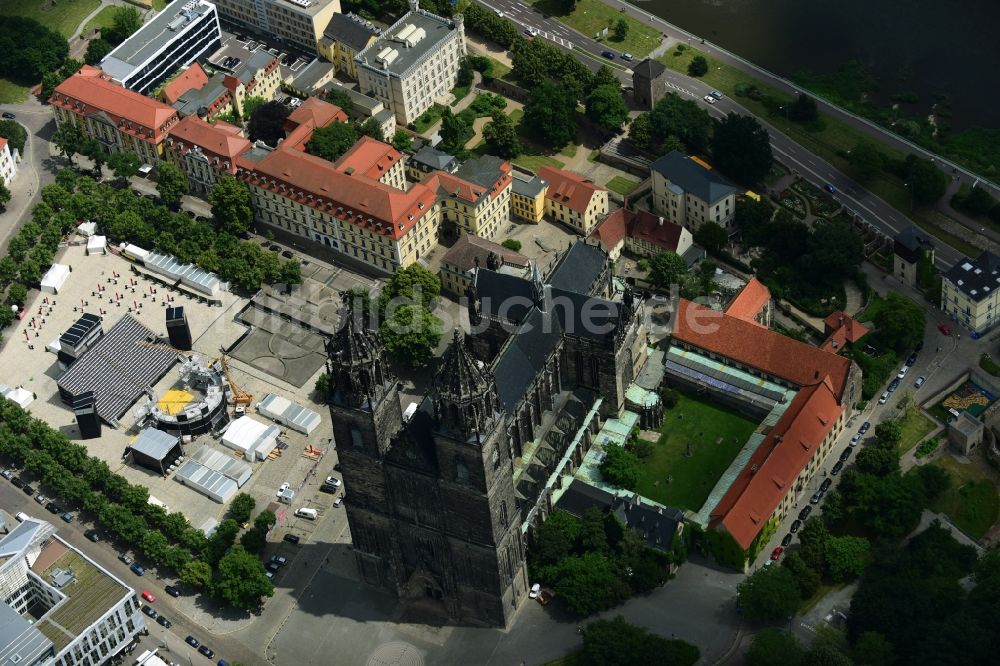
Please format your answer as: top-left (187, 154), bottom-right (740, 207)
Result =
top-left (455, 459), bottom-right (469, 483)
top-left (350, 426), bottom-right (363, 449)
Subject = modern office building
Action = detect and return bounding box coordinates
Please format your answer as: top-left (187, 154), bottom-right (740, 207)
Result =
top-left (356, 3), bottom-right (466, 125)
top-left (0, 516), bottom-right (147, 666)
top-left (650, 150), bottom-right (737, 231)
top-left (941, 251), bottom-right (1000, 333)
top-left (212, 0), bottom-right (341, 54)
top-left (51, 66), bottom-right (181, 164)
top-left (99, 0), bottom-right (222, 96)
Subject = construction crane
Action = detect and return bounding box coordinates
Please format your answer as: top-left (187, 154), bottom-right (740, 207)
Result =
top-left (218, 351), bottom-right (253, 414)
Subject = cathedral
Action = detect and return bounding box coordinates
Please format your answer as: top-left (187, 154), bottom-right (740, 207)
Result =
top-left (325, 241), bottom-right (649, 626)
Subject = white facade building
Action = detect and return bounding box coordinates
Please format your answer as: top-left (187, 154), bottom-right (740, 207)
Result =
top-left (355, 3), bottom-right (466, 125)
top-left (650, 150), bottom-right (737, 231)
top-left (0, 137), bottom-right (17, 186)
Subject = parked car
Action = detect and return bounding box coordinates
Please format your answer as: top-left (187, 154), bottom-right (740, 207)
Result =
top-left (529, 583), bottom-right (541, 599)
top-left (897, 365), bottom-right (910, 379)
top-left (890, 378), bottom-right (901, 392)
top-left (938, 323), bottom-right (952, 336)
top-left (1, 468), bottom-right (12, 479)
top-left (879, 391), bottom-right (889, 404)
top-left (915, 376), bottom-right (926, 388)
top-left (810, 490), bottom-right (824, 504)
top-left (703, 95), bottom-right (717, 104)
top-left (22, 485), bottom-right (35, 495)
top-left (84, 529), bottom-right (100, 542)
top-left (45, 502), bottom-right (61, 514)
top-left (334, 494), bottom-right (344, 507)
top-left (119, 553), bottom-right (133, 565)
top-left (130, 562), bottom-right (146, 576)
top-left (324, 476), bottom-right (341, 488)
top-left (333, 463), bottom-right (342, 472)
top-left (1, 112), bottom-right (15, 119)
top-left (601, 50), bottom-right (616, 59)
top-left (142, 590), bottom-right (156, 603)
top-left (770, 547), bottom-right (784, 561)
top-left (35, 494), bottom-right (47, 505)
top-left (270, 555), bottom-right (287, 566)
top-left (157, 615), bottom-right (172, 628)
top-left (283, 533), bottom-right (300, 544)
top-left (186, 636), bottom-right (201, 649)
top-left (781, 533), bottom-right (793, 547)
top-left (198, 645), bottom-right (215, 659)
top-left (851, 433), bottom-right (861, 446)
top-left (907, 352), bottom-right (918, 366)
top-left (798, 506), bottom-right (812, 521)
top-left (832, 461), bottom-right (844, 475)
top-left (281, 250), bottom-right (294, 259)
top-left (60, 512), bottom-right (74, 523)
top-left (266, 562), bottom-right (281, 573)
top-left (710, 90), bottom-right (724, 99)
top-left (268, 244), bottom-right (281, 252)
top-left (142, 605), bottom-right (158, 619)
top-left (859, 421), bottom-right (871, 434)
top-left (820, 478), bottom-right (832, 492)
top-left (839, 448), bottom-right (852, 462)
top-left (10, 477), bottom-right (24, 488)
top-left (621, 52), bottom-right (633, 61)
top-left (165, 585), bottom-right (181, 598)
top-left (790, 519), bottom-right (802, 533)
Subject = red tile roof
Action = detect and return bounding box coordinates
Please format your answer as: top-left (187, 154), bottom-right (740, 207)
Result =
top-left (286, 97), bottom-right (348, 131)
top-left (672, 299), bottom-right (852, 399)
top-left (336, 136), bottom-right (402, 180)
top-left (161, 63), bottom-right (209, 103)
top-left (710, 381), bottom-right (844, 549)
top-left (167, 116), bottom-right (251, 172)
top-left (0, 137), bottom-right (7, 153)
top-left (236, 145), bottom-right (435, 240)
top-left (724, 277), bottom-right (771, 326)
top-left (628, 209), bottom-right (685, 253)
top-left (538, 165), bottom-right (606, 214)
top-left (51, 66), bottom-right (180, 144)
top-left (590, 208), bottom-right (629, 252)
top-left (823, 310), bottom-right (869, 343)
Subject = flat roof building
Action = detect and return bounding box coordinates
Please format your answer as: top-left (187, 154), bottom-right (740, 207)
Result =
top-left (212, 0), bottom-right (341, 54)
top-left (100, 0), bottom-right (222, 96)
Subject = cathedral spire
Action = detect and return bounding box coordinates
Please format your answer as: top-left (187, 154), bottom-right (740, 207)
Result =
top-left (326, 299), bottom-right (396, 409)
top-left (431, 330), bottom-right (499, 437)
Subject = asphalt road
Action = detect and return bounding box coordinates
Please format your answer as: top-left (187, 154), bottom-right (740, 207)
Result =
top-left (473, 0), bottom-right (973, 269)
top-left (0, 478), bottom-right (262, 666)
top-left (0, 100), bottom-right (58, 255)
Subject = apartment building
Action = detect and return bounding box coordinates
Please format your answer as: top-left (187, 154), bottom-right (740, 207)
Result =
top-left (537, 165), bottom-right (609, 236)
top-left (51, 66), bottom-right (181, 165)
top-left (100, 0), bottom-right (222, 96)
top-left (424, 155), bottom-right (511, 241)
top-left (212, 0), bottom-right (341, 53)
top-left (510, 171), bottom-right (547, 224)
top-left (941, 251), bottom-right (1000, 333)
top-left (439, 233), bottom-right (528, 296)
top-left (650, 151), bottom-right (736, 231)
top-left (318, 12), bottom-right (380, 80)
top-left (0, 516), bottom-right (147, 666)
top-left (165, 51), bottom-right (282, 119)
top-left (164, 115), bottom-right (251, 195)
top-left (0, 137), bottom-right (17, 186)
top-left (356, 4), bottom-right (466, 125)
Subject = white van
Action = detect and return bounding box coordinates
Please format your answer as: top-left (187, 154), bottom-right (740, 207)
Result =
top-left (294, 507), bottom-right (318, 520)
top-left (15, 512), bottom-right (29, 523)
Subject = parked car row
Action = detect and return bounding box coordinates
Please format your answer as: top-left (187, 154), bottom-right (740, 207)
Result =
top-left (2, 469), bottom-right (74, 522)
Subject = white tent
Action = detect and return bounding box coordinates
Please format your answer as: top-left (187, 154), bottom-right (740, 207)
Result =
top-left (77, 221), bottom-right (97, 237)
top-left (221, 416), bottom-right (280, 461)
top-left (1, 387), bottom-right (34, 408)
top-left (257, 393), bottom-right (321, 435)
top-left (86, 235), bottom-right (107, 255)
top-left (120, 243), bottom-right (150, 263)
top-left (40, 264), bottom-right (70, 294)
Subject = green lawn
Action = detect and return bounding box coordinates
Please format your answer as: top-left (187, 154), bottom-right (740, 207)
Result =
top-left (559, 143), bottom-right (578, 158)
top-left (450, 85), bottom-right (472, 107)
top-left (525, 0), bottom-right (662, 58)
top-left (81, 5), bottom-right (119, 37)
top-left (0, 79), bottom-right (30, 105)
top-left (411, 103), bottom-right (447, 134)
top-left (923, 455), bottom-right (999, 539)
top-left (636, 394), bottom-right (759, 510)
top-left (606, 175), bottom-right (640, 195)
top-left (513, 153), bottom-right (565, 171)
top-left (897, 407), bottom-right (937, 455)
top-left (0, 0), bottom-right (101, 38)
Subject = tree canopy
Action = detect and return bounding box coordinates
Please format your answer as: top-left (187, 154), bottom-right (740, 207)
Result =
top-left (645, 93), bottom-right (713, 155)
top-left (648, 251), bottom-right (688, 289)
top-left (209, 174), bottom-right (254, 236)
top-left (848, 141), bottom-right (883, 183)
top-left (906, 156), bottom-right (948, 206)
top-left (211, 545), bottom-right (274, 610)
top-left (523, 82), bottom-right (578, 149)
top-left (483, 110), bottom-right (521, 159)
top-left (873, 293), bottom-right (926, 353)
top-left (737, 565), bottom-right (801, 621)
top-left (0, 17), bottom-right (68, 82)
top-left (746, 629), bottom-right (804, 666)
top-left (247, 101), bottom-right (291, 146)
top-left (710, 113), bottom-right (773, 185)
top-left (580, 616), bottom-right (700, 666)
top-left (306, 122), bottom-right (359, 162)
top-left (586, 84), bottom-right (629, 132)
top-left (156, 162), bottom-right (189, 208)
top-left (599, 442), bottom-right (641, 490)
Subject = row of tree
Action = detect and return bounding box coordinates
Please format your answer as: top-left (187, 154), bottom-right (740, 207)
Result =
top-left (0, 16), bottom-right (68, 83)
top-left (0, 398), bottom-right (274, 610)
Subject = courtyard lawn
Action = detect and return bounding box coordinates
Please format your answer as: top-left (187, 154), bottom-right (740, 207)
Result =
top-left (922, 455), bottom-right (999, 540)
top-left (637, 394), bottom-right (759, 511)
top-left (606, 175), bottom-right (639, 195)
top-left (0, 79), bottom-right (30, 105)
top-left (512, 153), bottom-right (565, 171)
top-left (0, 0), bottom-right (101, 38)
top-left (526, 0), bottom-right (662, 58)
top-left (81, 5), bottom-right (119, 37)
top-left (897, 407), bottom-right (937, 455)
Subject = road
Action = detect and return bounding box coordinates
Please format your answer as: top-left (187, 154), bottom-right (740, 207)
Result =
top-left (0, 479), bottom-right (262, 666)
top-left (0, 99), bottom-right (58, 255)
top-left (474, 0), bottom-right (980, 267)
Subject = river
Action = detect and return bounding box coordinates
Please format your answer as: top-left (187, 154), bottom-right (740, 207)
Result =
top-left (637, 0), bottom-right (1000, 131)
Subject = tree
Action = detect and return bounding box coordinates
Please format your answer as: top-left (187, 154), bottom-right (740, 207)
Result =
top-left (390, 129), bottom-right (412, 152)
top-left (140, 530), bottom-right (170, 565)
top-left (0, 17), bottom-right (69, 81)
top-left (906, 156), bottom-right (948, 206)
top-left (805, 644), bottom-right (853, 666)
top-left (612, 18), bottom-right (629, 41)
top-left (746, 629), bottom-right (804, 666)
top-left (81, 138), bottom-right (107, 178)
top-left (240, 95), bottom-right (267, 120)
top-left (551, 552), bottom-right (630, 616)
top-left (239, 527), bottom-right (267, 554)
top-left (457, 56), bottom-right (475, 87)
top-left (305, 122), bottom-right (359, 162)
top-left (825, 535), bottom-right (871, 582)
top-left (848, 141), bottom-right (883, 183)
top-left (84, 38), bottom-right (113, 66)
top-left (380, 304), bottom-right (442, 368)
top-left (105, 6), bottom-right (142, 44)
top-left (439, 108), bottom-right (473, 154)
top-left (599, 442), bottom-right (641, 490)
top-left (627, 112), bottom-right (652, 150)
top-left (797, 517), bottom-right (831, 573)
top-left (524, 82), bottom-right (577, 149)
top-left (916, 464), bottom-right (950, 499)
top-left (280, 260), bottom-right (302, 286)
top-left (254, 510), bottom-right (277, 531)
top-left (649, 94), bottom-right (712, 154)
top-left (737, 565), bottom-right (801, 621)
top-left (788, 94), bottom-right (819, 123)
top-left (156, 162), bottom-right (188, 208)
top-left (593, 65), bottom-right (619, 90)
top-left (0, 181), bottom-right (10, 210)
top-left (580, 616), bottom-right (700, 666)
top-left (482, 110), bottom-right (521, 159)
top-left (958, 185), bottom-right (996, 216)
top-left (0, 119), bottom-right (28, 155)
top-left (688, 55), bottom-right (708, 77)
top-left (209, 174), bottom-right (254, 236)
top-left (107, 151), bottom-right (141, 184)
top-left (501, 239), bottom-right (522, 252)
top-left (180, 560), bottom-right (213, 588)
top-left (694, 221), bottom-right (728, 254)
top-left (855, 446), bottom-right (899, 477)
top-left (211, 546), bottom-right (275, 610)
top-left (325, 88), bottom-right (353, 112)
top-left (247, 101), bottom-right (291, 146)
top-left (379, 263), bottom-right (440, 310)
top-left (874, 293), bottom-right (926, 353)
top-left (873, 421), bottom-right (902, 450)
top-left (782, 551), bottom-right (821, 599)
top-left (227, 493), bottom-right (256, 523)
top-left (648, 251), bottom-right (688, 289)
top-left (314, 373), bottom-right (331, 400)
top-left (853, 631), bottom-right (895, 666)
top-left (586, 84), bottom-right (628, 131)
top-left (52, 122), bottom-right (84, 162)
top-left (530, 509), bottom-right (579, 570)
top-left (711, 113), bottom-right (773, 185)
